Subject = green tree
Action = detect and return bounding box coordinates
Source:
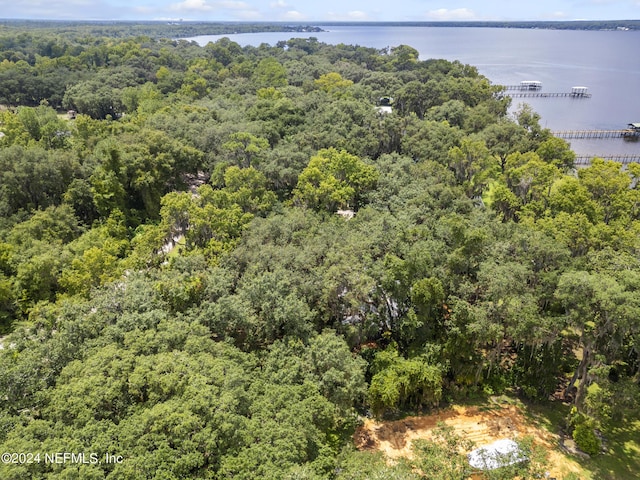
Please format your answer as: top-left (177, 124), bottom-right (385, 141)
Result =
top-left (253, 57), bottom-right (288, 88)
top-left (548, 176), bottom-right (601, 224)
top-left (555, 271), bottom-right (640, 407)
top-left (14, 247), bottom-right (65, 308)
top-left (293, 148), bottom-right (379, 212)
top-left (504, 152), bottom-right (559, 206)
top-left (8, 204), bottom-right (81, 248)
top-left (577, 158), bottom-right (632, 224)
top-left (221, 166), bottom-right (277, 215)
top-left (536, 136), bottom-right (575, 170)
top-left (314, 72), bottom-right (353, 97)
top-left (368, 346), bottom-right (443, 415)
top-left (486, 182), bottom-right (521, 221)
top-left (396, 80), bottom-right (443, 119)
top-left (304, 330), bottom-right (367, 411)
top-left (222, 132), bottom-right (270, 168)
top-left (0, 145), bottom-right (78, 216)
top-left (389, 45), bottom-right (419, 71)
top-left (0, 273), bottom-right (15, 332)
top-left (401, 119), bottom-right (463, 164)
top-left (480, 119), bottom-right (530, 171)
top-left (447, 137), bottom-right (498, 196)
top-left (64, 81), bottom-right (124, 119)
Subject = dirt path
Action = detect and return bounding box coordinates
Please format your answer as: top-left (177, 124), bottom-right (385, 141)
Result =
top-left (354, 403), bottom-right (585, 478)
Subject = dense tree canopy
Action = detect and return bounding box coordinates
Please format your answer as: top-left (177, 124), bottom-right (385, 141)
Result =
top-left (0, 24), bottom-right (638, 480)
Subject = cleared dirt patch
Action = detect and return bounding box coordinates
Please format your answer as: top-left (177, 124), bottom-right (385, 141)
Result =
top-left (354, 402), bottom-right (585, 478)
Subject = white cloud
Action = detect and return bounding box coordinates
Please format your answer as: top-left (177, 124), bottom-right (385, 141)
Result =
top-left (133, 6), bottom-right (155, 14)
top-left (169, 0), bottom-right (253, 12)
top-left (217, 0), bottom-right (251, 10)
top-left (426, 8), bottom-right (476, 21)
top-left (346, 10), bottom-right (369, 20)
top-left (270, 0), bottom-right (290, 8)
top-left (548, 11), bottom-right (568, 18)
top-left (170, 0), bottom-right (214, 12)
top-left (234, 8), bottom-right (262, 19)
top-left (166, 0), bottom-right (261, 19)
top-left (326, 10), bottom-right (373, 21)
top-left (281, 10), bottom-right (308, 20)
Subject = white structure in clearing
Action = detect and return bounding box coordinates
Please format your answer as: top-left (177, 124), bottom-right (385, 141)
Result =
top-left (467, 438), bottom-right (527, 471)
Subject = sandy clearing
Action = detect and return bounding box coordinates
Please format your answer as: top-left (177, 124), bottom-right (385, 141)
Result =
top-left (354, 403), bottom-right (585, 479)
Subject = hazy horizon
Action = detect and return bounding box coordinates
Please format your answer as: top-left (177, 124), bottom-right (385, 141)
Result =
top-left (0, 0), bottom-right (638, 23)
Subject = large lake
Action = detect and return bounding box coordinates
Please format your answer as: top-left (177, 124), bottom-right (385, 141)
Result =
top-left (185, 26), bottom-right (640, 157)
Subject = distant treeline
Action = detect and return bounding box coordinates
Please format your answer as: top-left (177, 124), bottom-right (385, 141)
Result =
top-left (0, 20), bottom-right (324, 39)
top-left (316, 20), bottom-right (640, 30)
top-left (0, 19), bottom-right (638, 39)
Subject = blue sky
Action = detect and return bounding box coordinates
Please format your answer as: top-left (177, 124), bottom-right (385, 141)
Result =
top-left (0, 0), bottom-right (638, 21)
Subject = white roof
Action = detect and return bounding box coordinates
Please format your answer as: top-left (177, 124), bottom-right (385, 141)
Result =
top-left (467, 439), bottom-right (527, 470)
top-left (376, 106), bottom-right (393, 114)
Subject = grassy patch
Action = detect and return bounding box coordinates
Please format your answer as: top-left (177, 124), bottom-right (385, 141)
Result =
top-left (525, 400), bottom-right (570, 434)
top-left (585, 417), bottom-right (640, 480)
top-left (521, 399), bottom-right (640, 480)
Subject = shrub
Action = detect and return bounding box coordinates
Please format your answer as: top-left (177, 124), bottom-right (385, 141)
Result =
top-left (572, 422), bottom-right (600, 456)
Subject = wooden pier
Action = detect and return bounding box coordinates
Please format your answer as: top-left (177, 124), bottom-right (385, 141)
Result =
top-left (575, 155), bottom-right (640, 165)
top-left (503, 81), bottom-right (542, 91)
top-left (503, 85), bottom-right (540, 91)
top-left (508, 92), bottom-right (591, 98)
top-left (552, 129), bottom-right (640, 139)
top-left (501, 84), bottom-right (590, 98)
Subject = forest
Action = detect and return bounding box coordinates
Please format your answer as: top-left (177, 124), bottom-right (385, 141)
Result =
top-left (0, 22), bottom-right (638, 480)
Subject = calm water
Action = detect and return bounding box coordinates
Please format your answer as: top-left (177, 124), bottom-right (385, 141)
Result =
top-left (186, 26), bottom-right (640, 157)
